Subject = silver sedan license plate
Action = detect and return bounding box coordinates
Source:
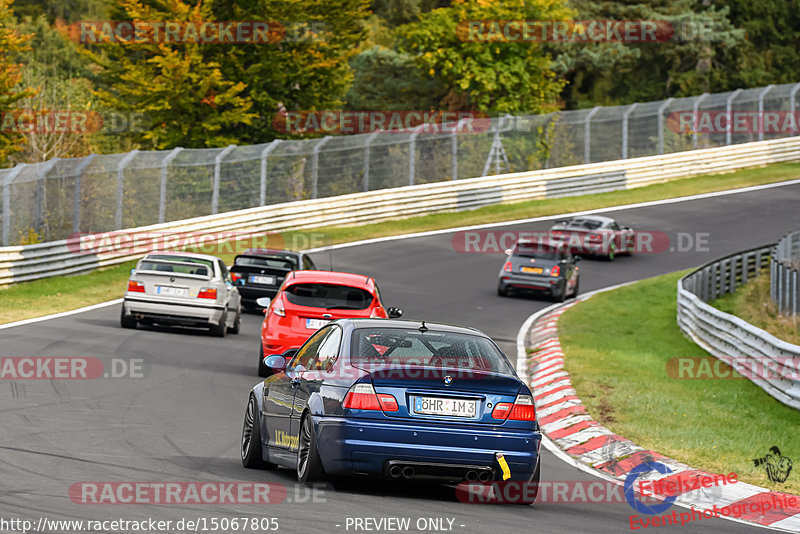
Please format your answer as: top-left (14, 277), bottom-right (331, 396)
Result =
top-left (156, 286), bottom-right (188, 297)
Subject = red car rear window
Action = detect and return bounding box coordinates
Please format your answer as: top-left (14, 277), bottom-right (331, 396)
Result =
top-left (284, 283), bottom-right (373, 310)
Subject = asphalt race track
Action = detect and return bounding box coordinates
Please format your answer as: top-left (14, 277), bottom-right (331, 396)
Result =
top-left (3, 182), bottom-right (800, 534)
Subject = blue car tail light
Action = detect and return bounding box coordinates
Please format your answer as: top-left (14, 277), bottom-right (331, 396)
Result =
top-left (491, 394), bottom-right (536, 421)
top-left (343, 383), bottom-right (399, 412)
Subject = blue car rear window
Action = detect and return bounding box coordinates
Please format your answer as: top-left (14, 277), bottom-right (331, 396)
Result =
top-left (351, 328), bottom-right (515, 376)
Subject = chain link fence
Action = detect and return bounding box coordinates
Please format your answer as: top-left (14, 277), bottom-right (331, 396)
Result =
top-left (3, 82), bottom-right (800, 246)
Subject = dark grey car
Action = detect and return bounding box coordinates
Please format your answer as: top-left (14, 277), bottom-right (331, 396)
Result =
top-left (496, 239), bottom-right (580, 302)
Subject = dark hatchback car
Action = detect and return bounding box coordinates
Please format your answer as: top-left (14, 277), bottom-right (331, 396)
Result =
top-left (241, 318), bottom-right (541, 501)
top-left (497, 239), bottom-right (579, 301)
top-left (230, 249), bottom-right (316, 310)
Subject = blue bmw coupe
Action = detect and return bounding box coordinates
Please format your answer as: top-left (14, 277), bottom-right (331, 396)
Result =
top-left (241, 318), bottom-right (541, 501)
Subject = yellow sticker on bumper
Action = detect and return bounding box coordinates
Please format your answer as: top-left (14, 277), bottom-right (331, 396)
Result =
top-left (496, 452), bottom-right (511, 480)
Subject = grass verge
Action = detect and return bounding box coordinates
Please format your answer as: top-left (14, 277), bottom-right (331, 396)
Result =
top-left (713, 272), bottom-right (800, 345)
top-left (558, 271), bottom-right (800, 494)
top-left (3, 161), bottom-right (800, 325)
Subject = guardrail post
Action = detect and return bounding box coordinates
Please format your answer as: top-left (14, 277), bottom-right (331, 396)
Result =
top-left (34, 158), bottom-right (60, 238)
top-left (72, 155), bottom-right (95, 234)
top-left (725, 89), bottom-right (743, 146)
top-left (159, 147), bottom-right (182, 223)
top-left (771, 256), bottom-right (776, 301)
top-left (584, 106), bottom-right (601, 163)
top-left (310, 136), bottom-right (331, 199)
top-left (793, 269), bottom-right (798, 316)
top-left (791, 83), bottom-right (800, 136)
top-left (757, 85), bottom-right (775, 142)
top-left (2, 164), bottom-right (25, 246)
top-left (362, 131), bottom-right (379, 192)
top-left (259, 140), bottom-right (281, 206)
top-left (116, 150), bottom-right (139, 230)
top-left (657, 98), bottom-right (674, 154)
top-left (621, 103), bottom-right (638, 159)
top-left (212, 144), bottom-right (236, 215)
top-left (691, 93), bottom-right (709, 148)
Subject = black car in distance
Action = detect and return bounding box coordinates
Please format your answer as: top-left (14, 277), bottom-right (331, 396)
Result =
top-left (230, 248), bottom-right (317, 310)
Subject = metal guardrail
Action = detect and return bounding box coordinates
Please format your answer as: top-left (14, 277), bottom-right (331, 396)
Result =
top-left (3, 135), bottom-right (800, 286)
top-left (771, 230), bottom-right (800, 315)
top-left (678, 245), bottom-right (800, 410)
top-left (4, 82), bottom-right (800, 246)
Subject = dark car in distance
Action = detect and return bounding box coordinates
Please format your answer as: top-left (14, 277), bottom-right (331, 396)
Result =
top-left (497, 239), bottom-right (579, 301)
top-left (230, 249), bottom-right (316, 311)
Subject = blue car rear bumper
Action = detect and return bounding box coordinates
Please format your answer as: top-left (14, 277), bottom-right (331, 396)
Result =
top-left (314, 416), bottom-right (541, 481)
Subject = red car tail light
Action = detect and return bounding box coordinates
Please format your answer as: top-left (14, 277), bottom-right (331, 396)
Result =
top-left (127, 280), bottom-right (145, 293)
top-left (198, 288), bottom-right (217, 299)
top-left (550, 265), bottom-right (561, 277)
top-left (343, 383), bottom-right (398, 412)
top-left (231, 272), bottom-right (242, 283)
top-left (503, 261), bottom-right (512, 272)
top-left (492, 395), bottom-right (536, 421)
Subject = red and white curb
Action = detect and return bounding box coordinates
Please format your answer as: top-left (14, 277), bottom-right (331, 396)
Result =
top-left (517, 286), bottom-right (800, 532)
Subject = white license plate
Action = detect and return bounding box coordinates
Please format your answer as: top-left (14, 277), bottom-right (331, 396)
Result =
top-left (250, 275), bottom-right (275, 285)
top-left (413, 396), bottom-right (477, 418)
top-left (156, 286), bottom-right (188, 297)
top-left (305, 318), bottom-right (330, 330)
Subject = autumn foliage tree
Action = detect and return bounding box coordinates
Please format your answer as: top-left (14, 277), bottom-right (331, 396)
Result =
top-left (0, 0), bottom-right (33, 165)
top-left (80, 0), bottom-right (255, 150)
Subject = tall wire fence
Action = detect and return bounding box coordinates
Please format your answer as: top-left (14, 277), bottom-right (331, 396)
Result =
top-left (2, 82), bottom-right (800, 246)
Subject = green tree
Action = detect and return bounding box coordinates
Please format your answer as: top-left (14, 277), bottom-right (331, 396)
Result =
top-left (345, 46), bottom-right (446, 110)
top-left (551, 0), bottom-right (744, 107)
top-left (0, 0), bottom-right (34, 165)
top-left (209, 0), bottom-right (370, 141)
top-left (725, 0), bottom-right (800, 88)
top-left (82, 0), bottom-right (255, 150)
top-left (397, 0), bottom-right (573, 114)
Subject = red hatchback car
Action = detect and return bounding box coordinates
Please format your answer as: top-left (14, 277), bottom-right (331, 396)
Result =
top-left (257, 270), bottom-right (403, 376)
